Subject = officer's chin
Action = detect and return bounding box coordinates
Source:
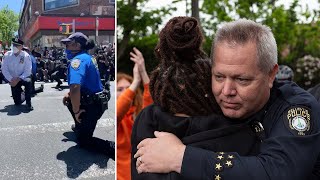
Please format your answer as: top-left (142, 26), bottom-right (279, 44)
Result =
top-left (221, 108), bottom-right (244, 119)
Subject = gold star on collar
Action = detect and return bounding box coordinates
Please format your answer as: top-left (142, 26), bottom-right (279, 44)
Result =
top-left (217, 155), bottom-right (224, 160)
top-left (228, 155), bottom-right (234, 159)
top-left (215, 174), bottom-right (222, 180)
top-left (225, 160), bottom-right (233, 167)
top-left (215, 163), bottom-right (223, 171)
top-left (218, 152), bottom-right (225, 155)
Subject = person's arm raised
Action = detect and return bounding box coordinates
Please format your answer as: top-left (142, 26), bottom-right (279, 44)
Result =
top-left (130, 47), bottom-right (150, 85)
top-left (117, 64), bottom-right (141, 123)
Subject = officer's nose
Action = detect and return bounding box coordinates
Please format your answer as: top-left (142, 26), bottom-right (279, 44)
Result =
top-left (222, 79), bottom-right (236, 96)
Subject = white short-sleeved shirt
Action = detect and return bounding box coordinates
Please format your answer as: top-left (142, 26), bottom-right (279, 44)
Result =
top-left (1, 50), bottom-right (32, 82)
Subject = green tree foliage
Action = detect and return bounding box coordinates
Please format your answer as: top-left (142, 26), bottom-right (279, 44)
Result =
top-left (200, 0), bottom-right (301, 62)
top-left (295, 55), bottom-right (320, 89)
top-left (117, 0), bottom-right (320, 88)
top-left (119, 34), bottom-right (160, 75)
top-left (117, 0), bottom-right (176, 74)
top-left (200, 0), bottom-right (320, 88)
top-left (0, 6), bottom-right (19, 48)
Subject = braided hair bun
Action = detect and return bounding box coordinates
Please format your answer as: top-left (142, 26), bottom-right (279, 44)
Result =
top-left (150, 17), bottom-right (220, 116)
top-left (155, 16), bottom-right (206, 65)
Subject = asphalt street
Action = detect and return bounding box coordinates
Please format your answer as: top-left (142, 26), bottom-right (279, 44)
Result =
top-left (0, 81), bottom-right (115, 180)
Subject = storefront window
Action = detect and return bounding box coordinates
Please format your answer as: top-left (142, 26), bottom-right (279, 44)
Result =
top-left (44, 0), bottom-right (79, 11)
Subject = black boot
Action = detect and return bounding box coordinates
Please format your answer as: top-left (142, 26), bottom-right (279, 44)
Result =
top-left (26, 102), bottom-right (34, 111)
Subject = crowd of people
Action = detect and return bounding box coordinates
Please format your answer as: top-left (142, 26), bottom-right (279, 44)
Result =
top-left (1, 33), bottom-right (115, 159)
top-left (0, 36), bottom-right (115, 112)
top-left (0, 42), bottom-right (115, 90)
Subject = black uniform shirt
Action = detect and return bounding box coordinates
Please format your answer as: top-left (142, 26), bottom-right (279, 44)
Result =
top-left (131, 104), bottom-right (262, 180)
top-left (181, 81), bottom-right (320, 180)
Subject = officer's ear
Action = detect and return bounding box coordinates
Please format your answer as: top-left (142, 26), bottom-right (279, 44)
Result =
top-left (268, 64), bottom-right (278, 88)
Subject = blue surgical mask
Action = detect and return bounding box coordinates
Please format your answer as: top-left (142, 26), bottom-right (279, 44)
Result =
top-left (65, 49), bottom-right (74, 60)
top-left (65, 49), bottom-right (82, 60)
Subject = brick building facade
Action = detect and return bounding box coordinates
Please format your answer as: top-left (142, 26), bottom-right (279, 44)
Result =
top-left (19, 0), bottom-right (115, 48)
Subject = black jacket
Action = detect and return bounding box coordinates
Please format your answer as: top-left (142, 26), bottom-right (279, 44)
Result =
top-left (180, 81), bottom-right (320, 180)
top-left (131, 104), bottom-right (262, 180)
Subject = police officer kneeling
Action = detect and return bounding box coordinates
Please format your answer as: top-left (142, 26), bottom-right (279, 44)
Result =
top-left (61, 32), bottom-right (112, 156)
top-left (1, 38), bottom-right (33, 110)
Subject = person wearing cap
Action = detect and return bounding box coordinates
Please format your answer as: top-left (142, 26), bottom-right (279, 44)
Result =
top-left (61, 32), bottom-right (113, 156)
top-left (1, 38), bottom-right (33, 110)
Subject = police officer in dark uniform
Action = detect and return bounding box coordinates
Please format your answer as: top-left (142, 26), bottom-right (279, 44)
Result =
top-left (133, 19), bottom-right (320, 180)
top-left (61, 32), bottom-right (113, 156)
top-left (177, 81), bottom-right (320, 180)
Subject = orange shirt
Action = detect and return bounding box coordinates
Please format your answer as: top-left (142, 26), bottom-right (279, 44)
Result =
top-left (117, 84), bottom-right (152, 180)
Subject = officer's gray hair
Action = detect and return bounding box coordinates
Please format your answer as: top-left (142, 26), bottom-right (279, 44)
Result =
top-left (211, 19), bottom-right (278, 73)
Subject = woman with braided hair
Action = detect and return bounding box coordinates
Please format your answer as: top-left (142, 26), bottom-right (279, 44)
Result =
top-left (131, 16), bottom-right (261, 179)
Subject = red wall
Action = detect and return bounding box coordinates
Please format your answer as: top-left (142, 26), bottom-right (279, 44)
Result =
top-left (24, 16), bottom-right (115, 40)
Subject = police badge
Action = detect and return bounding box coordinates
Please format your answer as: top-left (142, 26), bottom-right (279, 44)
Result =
top-left (71, 59), bottom-right (81, 70)
top-left (19, 57), bottom-right (24, 64)
top-left (285, 106), bottom-right (311, 136)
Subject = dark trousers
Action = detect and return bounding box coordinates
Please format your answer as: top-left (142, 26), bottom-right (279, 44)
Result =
top-left (31, 75), bottom-right (44, 94)
top-left (67, 100), bottom-right (111, 155)
top-left (31, 75), bottom-right (36, 93)
top-left (0, 72), bottom-right (4, 84)
top-left (11, 79), bottom-right (32, 105)
top-left (51, 71), bottom-right (63, 87)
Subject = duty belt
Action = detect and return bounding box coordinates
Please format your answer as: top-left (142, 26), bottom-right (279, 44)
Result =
top-left (81, 91), bottom-right (109, 105)
top-left (81, 93), bottom-right (99, 105)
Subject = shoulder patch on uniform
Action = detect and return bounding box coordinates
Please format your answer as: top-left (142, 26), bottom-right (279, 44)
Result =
top-left (71, 59), bottom-right (81, 70)
top-left (284, 106), bottom-right (312, 136)
top-left (91, 57), bottom-right (99, 69)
